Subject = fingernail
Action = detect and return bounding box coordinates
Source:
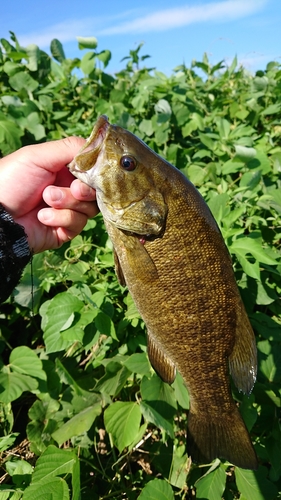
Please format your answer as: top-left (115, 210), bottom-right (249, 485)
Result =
top-left (79, 183), bottom-right (92, 197)
top-left (39, 209), bottom-right (54, 222)
top-left (50, 187), bottom-right (63, 202)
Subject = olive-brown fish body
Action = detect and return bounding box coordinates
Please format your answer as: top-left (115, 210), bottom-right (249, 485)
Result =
top-left (69, 115), bottom-right (258, 469)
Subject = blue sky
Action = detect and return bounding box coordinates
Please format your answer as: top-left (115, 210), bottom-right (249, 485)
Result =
top-left (2, 0), bottom-right (280, 75)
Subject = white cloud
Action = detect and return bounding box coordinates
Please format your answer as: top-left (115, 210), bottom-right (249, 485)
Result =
top-left (16, 0), bottom-right (268, 49)
top-left (18, 19), bottom-right (96, 48)
top-left (237, 52), bottom-right (281, 70)
top-left (17, 10), bottom-right (140, 48)
top-left (99, 0), bottom-right (268, 35)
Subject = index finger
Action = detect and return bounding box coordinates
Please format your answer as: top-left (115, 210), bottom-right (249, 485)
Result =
top-left (13, 136), bottom-right (86, 173)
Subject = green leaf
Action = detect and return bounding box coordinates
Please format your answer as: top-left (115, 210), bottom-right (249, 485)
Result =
top-left (0, 118), bottom-right (23, 154)
top-left (95, 362), bottom-right (131, 396)
top-left (228, 54), bottom-right (237, 74)
top-left (261, 103), bottom-right (281, 115)
top-left (22, 477), bottom-right (69, 500)
top-left (140, 401), bottom-right (174, 438)
top-left (41, 293), bottom-right (84, 353)
top-left (155, 99), bottom-right (172, 118)
top-left (231, 236), bottom-right (277, 265)
top-left (25, 44), bottom-right (40, 71)
top-left (221, 160), bottom-right (244, 175)
top-left (169, 447), bottom-right (188, 489)
top-left (55, 358), bottom-right (83, 396)
top-left (104, 402), bottom-right (142, 452)
top-left (235, 466), bottom-right (278, 500)
top-left (52, 404), bottom-right (101, 445)
top-left (196, 463), bottom-right (226, 500)
top-left (5, 459), bottom-right (33, 486)
top-left (80, 52), bottom-right (95, 75)
top-left (123, 353), bottom-right (151, 376)
top-left (50, 39), bottom-right (66, 63)
top-left (138, 478), bottom-right (174, 500)
top-left (234, 251), bottom-right (261, 280)
top-left (141, 374), bottom-right (177, 419)
top-left (199, 132), bottom-right (215, 151)
top-left (0, 372), bottom-right (38, 403)
top-left (0, 433), bottom-right (19, 452)
top-left (95, 311), bottom-right (117, 340)
top-left (77, 36), bottom-right (98, 50)
top-left (207, 193), bottom-right (230, 222)
top-left (9, 71), bottom-right (38, 92)
top-left (234, 145), bottom-right (256, 162)
top-left (1, 95), bottom-right (22, 106)
top-left (96, 50), bottom-right (111, 67)
top-left (216, 117), bottom-right (230, 140)
top-left (9, 346), bottom-right (46, 380)
top-left (172, 372), bottom-right (189, 409)
top-left (13, 266), bottom-right (43, 311)
top-left (31, 445), bottom-right (77, 482)
top-left (259, 347), bottom-right (281, 383)
top-left (239, 394), bottom-right (258, 432)
top-left (187, 165), bottom-right (207, 185)
top-left (24, 112), bottom-right (45, 140)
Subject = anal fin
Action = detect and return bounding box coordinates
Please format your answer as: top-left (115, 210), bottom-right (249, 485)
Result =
top-left (147, 333), bottom-right (177, 384)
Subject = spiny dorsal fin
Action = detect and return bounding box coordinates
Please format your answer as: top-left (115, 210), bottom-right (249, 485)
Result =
top-left (229, 300), bottom-right (257, 395)
top-left (147, 333), bottom-right (177, 384)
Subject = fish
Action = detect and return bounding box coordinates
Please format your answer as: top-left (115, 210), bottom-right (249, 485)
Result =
top-left (68, 115), bottom-right (258, 470)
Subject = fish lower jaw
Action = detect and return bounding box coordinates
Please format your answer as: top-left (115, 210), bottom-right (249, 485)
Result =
top-left (71, 170), bottom-right (96, 187)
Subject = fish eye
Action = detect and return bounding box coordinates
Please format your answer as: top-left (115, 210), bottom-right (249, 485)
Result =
top-left (120, 155), bottom-right (137, 171)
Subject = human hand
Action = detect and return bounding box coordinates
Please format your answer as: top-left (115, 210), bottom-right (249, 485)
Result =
top-left (0, 137), bottom-right (98, 253)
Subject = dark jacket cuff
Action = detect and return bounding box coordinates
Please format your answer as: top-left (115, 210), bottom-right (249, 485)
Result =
top-left (0, 204), bottom-right (32, 303)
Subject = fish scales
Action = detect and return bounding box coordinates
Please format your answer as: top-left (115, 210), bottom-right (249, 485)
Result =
top-left (106, 173), bottom-right (237, 411)
top-left (69, 115), bottom-right (258, 470)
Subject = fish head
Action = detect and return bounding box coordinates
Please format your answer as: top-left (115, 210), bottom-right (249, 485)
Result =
top-left (69, 115), bottom-right (167, 236)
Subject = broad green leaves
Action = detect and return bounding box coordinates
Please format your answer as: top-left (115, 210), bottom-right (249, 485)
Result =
top-left (77, 36), bottom-right (98, 50)
top-left (235, 467), bottom-right (278, 500)
top-left (41, 292), bottom-right (85, 353)
top-left (104, 402), bottom-right (142, 452)
top-left (22, 445), bottom-right (80, 500)
top-left (0, 32), bottom-right (281, 500)
top-left (0, 347), bottom-right (46, 403)
top-left (196, 462), bottom-right (226, 500)
top-left (138, 478), bottom-right (175, 500)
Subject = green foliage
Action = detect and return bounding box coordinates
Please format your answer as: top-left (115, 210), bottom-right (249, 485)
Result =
top-left (0, 31), bottom-right (280, 499)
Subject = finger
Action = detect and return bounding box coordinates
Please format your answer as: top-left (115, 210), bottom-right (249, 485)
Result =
top-left (37, 207), bottom-right (89, 235)
top-left (70, 179), bottom-right (97, 201)
top-left (42, 185), bottom-right (98, 218)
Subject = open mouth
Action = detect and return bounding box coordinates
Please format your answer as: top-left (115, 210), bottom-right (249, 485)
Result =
top-left (69, 115), bottom-right (110, 173)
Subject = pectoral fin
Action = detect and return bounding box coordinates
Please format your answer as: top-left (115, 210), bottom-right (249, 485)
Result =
top-left (229, 301), bottom-right (257, 395)
top-left (126, 240), bottom-right (159, 283)
top-left (105, 219), bottom-right (159, 284)
top-left (113, 250), bottom-right (127, 287)
top-left (147, 333), bottom-right (177, 384)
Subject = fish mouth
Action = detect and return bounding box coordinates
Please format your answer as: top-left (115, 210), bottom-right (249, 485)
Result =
top-left (68, 115), bottom-right (109, 174)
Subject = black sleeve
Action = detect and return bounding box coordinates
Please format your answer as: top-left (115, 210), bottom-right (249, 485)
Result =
top-left (0, 204), bottom-right (32, 303)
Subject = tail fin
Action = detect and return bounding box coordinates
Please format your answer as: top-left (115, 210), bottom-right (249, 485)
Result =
top-left (187, 407), bottom-right (258, 470)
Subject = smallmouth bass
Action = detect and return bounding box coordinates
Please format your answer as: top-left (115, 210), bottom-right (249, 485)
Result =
top-left (69, 115), bottom-right (258, 469)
